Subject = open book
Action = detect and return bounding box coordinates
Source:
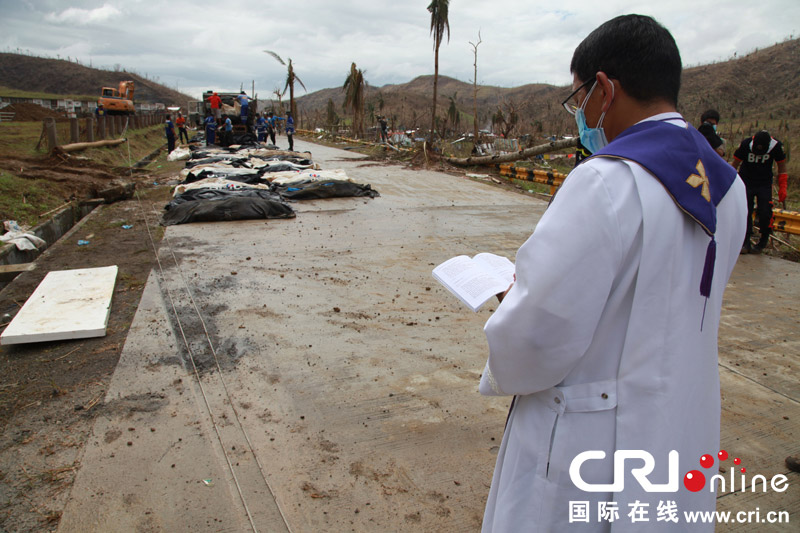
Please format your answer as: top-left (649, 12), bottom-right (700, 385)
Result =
top-left (432, 253), bottom-right (515, 312)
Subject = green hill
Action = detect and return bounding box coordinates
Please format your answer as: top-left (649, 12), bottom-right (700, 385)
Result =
top-left (0, 53), bottom-right (194, 107)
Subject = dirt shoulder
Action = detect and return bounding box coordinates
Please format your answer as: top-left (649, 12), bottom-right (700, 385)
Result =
top-left (0, 164), bottom-right (175, 531)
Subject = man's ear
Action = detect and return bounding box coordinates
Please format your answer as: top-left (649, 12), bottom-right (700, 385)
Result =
top-left (595, 72), bottom-right (615, 113)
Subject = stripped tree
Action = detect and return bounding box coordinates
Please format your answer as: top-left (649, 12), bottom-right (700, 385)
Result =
top-left (492, 99), bottom-right (520, 138)
top-left (469, 30), bottom-right (482, 142)
top-left (446, 92), bottom-right (460, 138)
top-left (326, 98), bottom-right (339, 133)
top-left (272, 86), bottom-right (285, 117)
top-left (264, 51), bottom-right (306, 121)
top-left (427, 0), bottom-right (450, 143)
top-left (343, 62), bottom-right (366, 138)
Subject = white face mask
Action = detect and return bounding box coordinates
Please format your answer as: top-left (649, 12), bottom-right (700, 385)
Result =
top-left (574, 80), bottom-right (614, 154)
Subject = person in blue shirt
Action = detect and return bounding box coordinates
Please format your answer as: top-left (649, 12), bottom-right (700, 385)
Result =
top-left (237, 91), bottom-right (250, 127)
top-left (165, 115), bottom-right (176, 153)
top-left (204, 112), bottom-right (217, 146)
top-left (221, 114), bottom-right (233, 146)
top-left (266, 112), bottom-right (277, 145)
top-left (255, 113), bottom-right (268, 143)
top-left (285, 110), bottom-right (295, 151)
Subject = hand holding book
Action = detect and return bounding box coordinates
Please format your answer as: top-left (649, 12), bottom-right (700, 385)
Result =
top-left (432, 253), bottom-right (515, 312)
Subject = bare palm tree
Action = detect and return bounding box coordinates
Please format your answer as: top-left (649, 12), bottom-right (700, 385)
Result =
top-left (264, 50), bottom-right (307, 120)
top-left (427, 0), bottom-right (450, 143)
top-left (343, 62), bottom-right (366, 138)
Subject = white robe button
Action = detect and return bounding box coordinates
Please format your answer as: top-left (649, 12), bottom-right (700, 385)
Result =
top-left (554, 397), bottom-right (561, 404)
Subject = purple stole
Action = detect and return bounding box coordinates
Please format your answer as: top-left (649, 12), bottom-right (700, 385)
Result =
top-left (589, 120), bottom-right (738, 301)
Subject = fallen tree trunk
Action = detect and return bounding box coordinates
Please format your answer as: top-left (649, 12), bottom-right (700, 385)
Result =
top-left (56, 138), bottom-right (127, 153)
top-left (444, 137), bottom-right (577, 166)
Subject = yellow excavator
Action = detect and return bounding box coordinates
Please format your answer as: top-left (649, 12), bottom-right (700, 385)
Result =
top-left (98, 80), bottom-right (135, 115)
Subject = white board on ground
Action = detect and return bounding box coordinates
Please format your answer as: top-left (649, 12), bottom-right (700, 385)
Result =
top-left (0, 265), bottom-right (118, 345)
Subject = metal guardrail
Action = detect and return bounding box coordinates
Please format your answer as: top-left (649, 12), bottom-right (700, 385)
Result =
top-left (496, 164), bottom-right (568, 195)
top-left (0, 111), bottom-right (15, 122)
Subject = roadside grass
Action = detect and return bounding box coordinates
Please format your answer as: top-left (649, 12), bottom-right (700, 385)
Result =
top-left (0, 171), bottom-right (71, 227)
top-left (0, 119), bottom-right (174, 227)
top-left (0, 121), bottom-right (43, 157)
top-left (81, 126), bottom-right (167, 169)
top-left (0, 120), bottom-right (171, 164)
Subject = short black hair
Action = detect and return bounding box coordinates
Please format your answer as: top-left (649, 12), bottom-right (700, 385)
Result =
top-left (701, 109), bottom-right (720, 123)
top-left (570, 14), bottom-right (682, 106)
top-left (753, 130), bottom-right (772, 155)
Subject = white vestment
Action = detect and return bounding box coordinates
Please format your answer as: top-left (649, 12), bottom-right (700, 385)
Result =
top-left (480, 115), bottom-right (747, 532)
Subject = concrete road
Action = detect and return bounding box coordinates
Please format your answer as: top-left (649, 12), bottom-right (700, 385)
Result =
top-left (58, 137), bottom-right (798, 532)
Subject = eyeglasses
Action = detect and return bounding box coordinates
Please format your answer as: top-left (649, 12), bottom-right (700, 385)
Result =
top-left (561, 79), bottom-right (595, 116)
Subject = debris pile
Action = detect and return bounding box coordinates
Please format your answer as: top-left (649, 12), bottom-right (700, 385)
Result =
top-left (162, 139), bottom-right (379, 226)
top-left (0, 102), bottom-right (66, 121)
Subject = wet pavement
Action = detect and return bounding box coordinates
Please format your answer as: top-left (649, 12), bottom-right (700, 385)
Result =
top-left (57, 137), bottom-right (798, 532)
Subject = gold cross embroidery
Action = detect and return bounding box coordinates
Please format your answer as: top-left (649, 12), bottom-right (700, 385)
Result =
top-left (686, 159), bottom-right (711, 202)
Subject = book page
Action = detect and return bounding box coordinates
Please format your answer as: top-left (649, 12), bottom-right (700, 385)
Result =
top-left (432, 255), bottom-right (512, 311)
top-left (473, 253), bottom-right (515, 284)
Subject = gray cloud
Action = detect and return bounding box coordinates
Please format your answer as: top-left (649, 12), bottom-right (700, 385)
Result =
top-left (45, 2), bottom-right (122, 25)
top-left (1, 0), bottom-right (797, 99)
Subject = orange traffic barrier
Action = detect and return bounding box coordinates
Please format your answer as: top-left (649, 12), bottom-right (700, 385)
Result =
top-left (772, 209), bottom-right (800, 236)
top-left (496, 164), bottom-right (568, 195)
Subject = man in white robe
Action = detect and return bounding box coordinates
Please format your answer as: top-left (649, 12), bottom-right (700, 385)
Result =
top-left (479, 15), bottom-right (747, 532)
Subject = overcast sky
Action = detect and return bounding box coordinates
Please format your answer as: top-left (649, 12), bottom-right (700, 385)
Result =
top-left (2, 1), bottom-right (798, 100)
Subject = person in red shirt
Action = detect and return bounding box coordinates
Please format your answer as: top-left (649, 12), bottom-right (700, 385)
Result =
top-left (207, 92), bottom-right (222, 121)
top-left (175, 112), bottom-right (189, 144)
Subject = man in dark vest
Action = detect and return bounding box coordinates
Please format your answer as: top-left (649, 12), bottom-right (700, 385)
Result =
top-left (732, 129), bottom-right (788, 253)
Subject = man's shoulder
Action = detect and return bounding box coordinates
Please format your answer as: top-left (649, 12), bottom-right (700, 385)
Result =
top-left (568, 156), bottom-right (641, 190)
top-left (551, 158), bottom-right (642, 222)
top-left (580, 153), bottom-right (641, 171)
